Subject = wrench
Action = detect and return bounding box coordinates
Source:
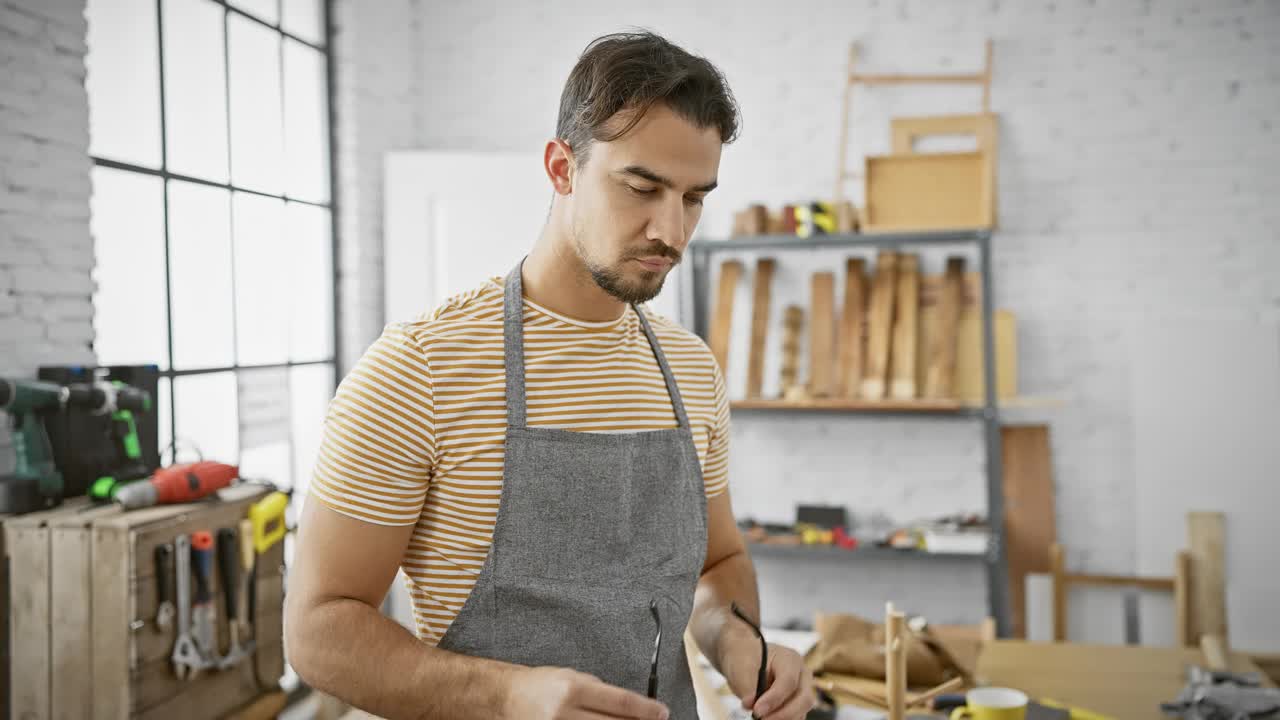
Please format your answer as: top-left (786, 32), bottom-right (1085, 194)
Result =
top-left (154, 543), bottom-right (174, 631)
top-left (170, 534), bottom-right (211, 680)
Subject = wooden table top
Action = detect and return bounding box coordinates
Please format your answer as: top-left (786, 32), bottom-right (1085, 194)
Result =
top-left (976, 640), bottom-right (1272, 720)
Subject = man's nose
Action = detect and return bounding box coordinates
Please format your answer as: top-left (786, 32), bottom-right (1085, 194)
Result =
top-left (646, 196), bottom-right (688, 252)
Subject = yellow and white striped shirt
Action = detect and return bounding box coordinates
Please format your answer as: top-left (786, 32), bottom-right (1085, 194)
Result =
top-left (309, 277), bottom-right (730, 643)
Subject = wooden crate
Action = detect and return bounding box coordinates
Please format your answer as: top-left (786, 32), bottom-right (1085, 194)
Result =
top-left (5, 487), bottom-right (284, 719)
top-left (863, 151), bottom-right (994, 231)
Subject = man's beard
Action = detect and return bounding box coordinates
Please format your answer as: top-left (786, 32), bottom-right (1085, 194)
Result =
top-left (573, 236), bottom-right (682, 305)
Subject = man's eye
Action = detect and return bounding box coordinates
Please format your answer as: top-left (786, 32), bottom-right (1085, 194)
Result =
top-left (685, 195), bottom-right (705, 207)
top-left (627, 185), bottom-right (656, 196)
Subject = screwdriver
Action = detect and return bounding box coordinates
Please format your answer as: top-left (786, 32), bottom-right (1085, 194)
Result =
top-left (190, 530), bottom-right (218, 661)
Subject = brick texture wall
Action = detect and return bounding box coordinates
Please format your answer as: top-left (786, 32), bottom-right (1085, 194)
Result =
top-left (331, 0), bottom-right (423, 374)
top-left (0, 0), bottom-right (95, 473)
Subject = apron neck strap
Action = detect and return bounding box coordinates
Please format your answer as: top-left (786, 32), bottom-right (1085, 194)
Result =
top-left (503, 259), bottom-right (691, 430)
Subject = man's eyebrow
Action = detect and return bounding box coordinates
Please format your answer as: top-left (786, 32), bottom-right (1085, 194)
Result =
top-left (620, 165), bottom-right (718, 193)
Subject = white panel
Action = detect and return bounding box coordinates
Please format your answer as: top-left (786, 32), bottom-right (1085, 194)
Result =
top-left (233, 193), bottom-right (290, 366)
top-left (169, 181), bottom-right (235, 369)
top-left (229, 14), bottom-right (284, 193)
top-left (1132, 313), bottom-right (1280, 653)
top-left (174, 372), bottom-right (240, 463)
top-left (162, 0), bottom-right (229, 183)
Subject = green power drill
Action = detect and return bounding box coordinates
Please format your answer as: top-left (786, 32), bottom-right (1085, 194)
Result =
top-left (0, 378), bottom-right (69, 513)
top-left (77, 381), bottom-right (153, 502)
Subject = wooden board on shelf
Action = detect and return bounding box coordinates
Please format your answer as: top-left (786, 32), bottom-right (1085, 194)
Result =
top-left (779, 306), bottom-right (805, 400)
top-left (1001, 425), bottom-right (1057, 639)
top-left (1188, 511), bottom-right (1227, 642)
top-left (809, 272), bottom-right (836, 397)
top-left (863, 152), bottom-right (993, 232)
top-left (891, 113), bottom-right (998, 226)
top-left (956, 307), bottom-right (1017, 403)
top-left (709, 260), bottom-right (743, 375)
top-left (924, 257), bottom-right (965, 398)
top-left (731, 398), bottom-right (964, 412)
top-left (889, 253), bottom-right (920, 399)
top-left (745, 258), bottom-right (776, 399)
top-left (838, 258), bottom-right (867, 397)
top-left (861, 251), bottom-right (898, 399)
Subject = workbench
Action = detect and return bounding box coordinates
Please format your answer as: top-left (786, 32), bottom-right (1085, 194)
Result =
top-left (976, 640), bottom-right (1274, 719)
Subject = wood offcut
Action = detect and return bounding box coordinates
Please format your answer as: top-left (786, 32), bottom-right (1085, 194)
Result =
top-left (745, 258), bottom-right (776, 399)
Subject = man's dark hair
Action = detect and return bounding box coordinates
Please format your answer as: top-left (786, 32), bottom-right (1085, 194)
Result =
top-left (556, 31), bottom-right (740, 164)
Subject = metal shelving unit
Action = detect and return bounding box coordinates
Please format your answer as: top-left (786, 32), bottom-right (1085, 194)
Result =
top-left (685, 228), bottom-right (1010, 636)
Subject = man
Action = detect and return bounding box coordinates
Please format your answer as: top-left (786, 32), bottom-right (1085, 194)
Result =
top-left (287, 31), bottom-right (815, 720)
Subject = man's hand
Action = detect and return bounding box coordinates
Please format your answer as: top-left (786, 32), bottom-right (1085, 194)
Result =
top-left (503, 666), bottom-right (671, 720)
top-left (719, 635), bottom-right (816, 720)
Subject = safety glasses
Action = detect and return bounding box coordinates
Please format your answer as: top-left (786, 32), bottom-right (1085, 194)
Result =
top-left (648, 599), bottom-right (663, 699)
top-left (731, 602), bottom-right (768, 717)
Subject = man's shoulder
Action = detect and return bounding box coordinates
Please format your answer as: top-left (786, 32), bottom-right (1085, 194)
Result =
top-left (398, 277), bottom-right (505, 345)
top-left (638, 306), bottom-right (717, 365)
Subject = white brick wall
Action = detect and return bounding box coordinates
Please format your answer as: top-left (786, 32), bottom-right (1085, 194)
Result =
top-left (380, 0), bottom-right (1280, 629)
top-left (330, 0), bottom-right (423, 374)
top-left (0, 0), bottom-right (95, 473)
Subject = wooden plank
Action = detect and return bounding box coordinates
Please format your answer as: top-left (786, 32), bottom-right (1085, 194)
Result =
top-left (228, 691), bottom-right (288, 720)
top-left (779, 306), bottom-right (804, 401)
top-left (708, 261), bottom-right (744, 376)
top-left (50, 503), bottom-right (123, 720)
top-left (685, 631), bottom-right (731, 720)
top-left (890, 114), bottom-right (997, 228)
top-left (1001, 424), bottom-right (1057, 640)
top-left (731, 398), bottom-right (962, 412)
top-left (1049, 543), bottom-right (1067, 642)
top-left (860, 252), bottom-right (898, 400)
top-left (837, 258), bottom-right (867, 397)
top-left (1201, 634), bottom-right (1229, 671)
top-left (0, 511), bottom-right (10, 720)
top-left (1187, 511), bottom-right (1228, 643)
top-left (956, 307), bottom-right (1017, 403)
top-left (925, 257), bottom-right (965, 398)
top-left (864, 152), bottom-right (991, 232)
top-left (809, 272), bottom-right (836, 397)
top-left (3, 497), bottom-right (94, 720)
top-left (885, 604), bottom-right (906, 720)
top-left (889, 254), bottom-right (919, 399)
top-left (1064, 573), bottom-right (1175, 592)
top-left (978, 640), bottom-right (1272, 720)
top-left (1175, 550), bottom-right (1192, 647)
top-left (92, 513), bottom-right (133, 720)
top-left (745, 258), bottom-right (776, 399)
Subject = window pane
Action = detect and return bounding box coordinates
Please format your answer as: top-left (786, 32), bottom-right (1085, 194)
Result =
top-left (241, 442), bottom-right (291, 488)
top-left (290, 363), bottom-right (333, 497)
top-left (86, 0), bottom-right (161, 167)
top-left (162, 0), bottom-right (230, 182)
top-left (231, 0), bottom-right (278, 24)
top-left (238, 366), bottom-right (292, 485)
top-left (282, 0), bottom-right (323, 46)
top-left (229, 15), bottom-right (283, 193)
top-left (283, 40), bottom-right (329, 203)
top-left (232, 193), bottom-right (289, 365)
top-left (169, 181), bottom-right (235, 369)
top-left (173, 371), bottom-right (239, 463)
top-left (91, 167), bottom-right (169, 368)
top-left (286, 203), bottom-right (332, 361)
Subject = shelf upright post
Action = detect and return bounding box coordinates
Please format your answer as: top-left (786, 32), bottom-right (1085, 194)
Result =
top-left (691, 245), bottom-right (711, 341)
top-left (978, 230), bottom-right (1010, 637)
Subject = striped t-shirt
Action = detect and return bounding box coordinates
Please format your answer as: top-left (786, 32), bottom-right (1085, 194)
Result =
top-left (309, 276), bottom-right (730, 643)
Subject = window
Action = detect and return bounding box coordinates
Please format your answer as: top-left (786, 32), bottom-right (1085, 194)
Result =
top-left (86, 0), bottom-right (336, 495)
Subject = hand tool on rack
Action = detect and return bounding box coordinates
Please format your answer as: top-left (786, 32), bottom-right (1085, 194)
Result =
top-left (154, 542), bottom-right (174, 631)
top-left (113, 460), bottom-right (239, 510)
top-left (248, 490), bottom-right (287, 553)
top-left (216, 526), bottom-right (255, 669)
top-left (171, 533), bottom-right (211, 679)
top-left (189, 530), bottom-right (220, 664)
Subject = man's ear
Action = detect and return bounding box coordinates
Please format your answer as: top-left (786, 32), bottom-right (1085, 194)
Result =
top-left (544, 138), bottom-right (577, 196)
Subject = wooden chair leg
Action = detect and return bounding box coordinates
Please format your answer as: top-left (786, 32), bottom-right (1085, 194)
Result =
top-left (1049, 543), bottom-right (1067, 642)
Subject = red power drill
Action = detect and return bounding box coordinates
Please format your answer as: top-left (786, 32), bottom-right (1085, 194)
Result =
top-left (113, 461), bottom-right (239, 510)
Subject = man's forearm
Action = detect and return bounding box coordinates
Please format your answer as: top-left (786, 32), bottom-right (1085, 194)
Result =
top-left (689, 549), bottom-right (760, 673)
top-left (288, 596), bottom-right (517, 720)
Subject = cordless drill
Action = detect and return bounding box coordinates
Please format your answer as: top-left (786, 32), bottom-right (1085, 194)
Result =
top-left (0, 378), bottom-right (68, 513)
top-left (77, 380), bottom-right (153, 501)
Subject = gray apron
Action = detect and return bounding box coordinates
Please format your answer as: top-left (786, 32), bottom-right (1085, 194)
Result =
top-left (436, 261), bottom-right (708, 717)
